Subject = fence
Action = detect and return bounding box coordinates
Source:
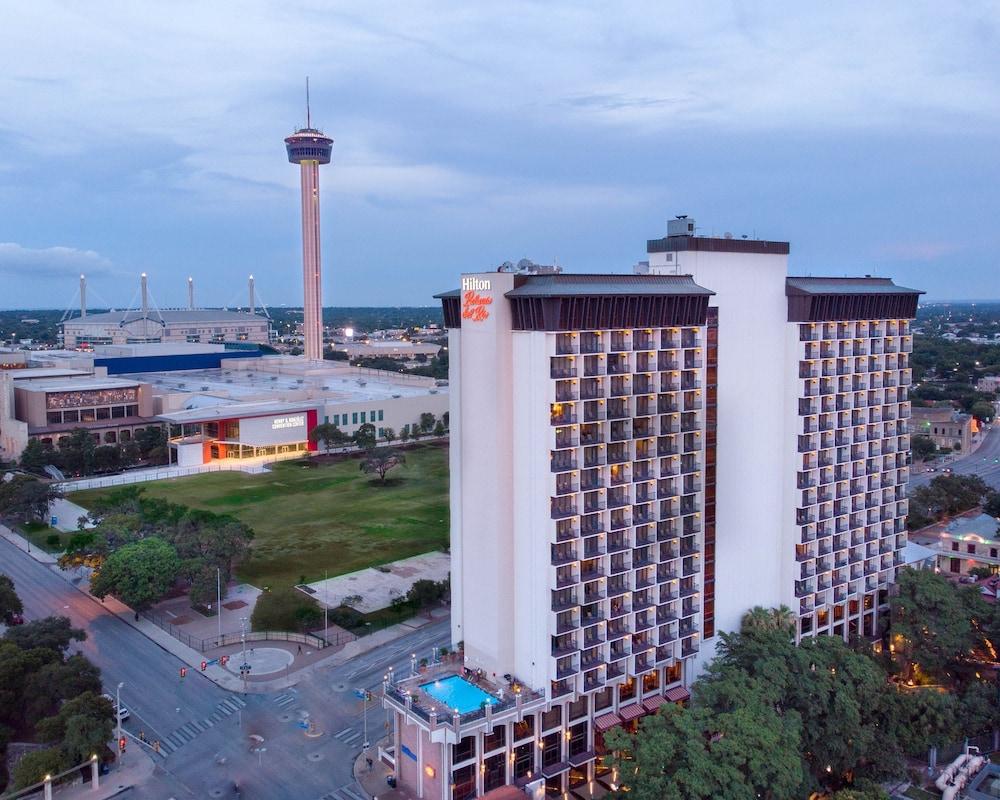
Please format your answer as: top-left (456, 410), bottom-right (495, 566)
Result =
top-left (56, 450), bottom-right (306, 492)
top-left (140, 608), bottom-right (356, 653)
top-left (935, 731), bottom-right (999, 765)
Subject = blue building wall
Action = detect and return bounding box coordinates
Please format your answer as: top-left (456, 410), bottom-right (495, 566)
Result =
top-left (96, 349), bottom-right (262, 375)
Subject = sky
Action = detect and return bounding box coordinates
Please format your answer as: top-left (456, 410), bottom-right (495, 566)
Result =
top-left (0, 1), bottom-right (998, 309)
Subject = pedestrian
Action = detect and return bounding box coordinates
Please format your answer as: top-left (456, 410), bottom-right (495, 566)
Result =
top-left (297, 644), bottom-right (302, 655)
top-left (153, 740), bottom-right (160, 754)
top-left (366, 757), bottom-right (373, 770)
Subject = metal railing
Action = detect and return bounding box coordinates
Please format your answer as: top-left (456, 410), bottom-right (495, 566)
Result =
top-left (140, 608), bottom-right (354, 652)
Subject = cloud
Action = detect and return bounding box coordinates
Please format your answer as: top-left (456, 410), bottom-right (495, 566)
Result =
top-left (0, 243), bottom-right (116, 279)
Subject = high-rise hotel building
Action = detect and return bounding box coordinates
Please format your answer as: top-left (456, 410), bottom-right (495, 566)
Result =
top-left (383, 219), bottom-right (920, 799)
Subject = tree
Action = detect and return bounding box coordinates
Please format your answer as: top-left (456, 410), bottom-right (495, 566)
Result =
top-left (187, 564), bottom-right (218, 608)
top-left (352, 422), bottom-right (377, 451)
top-left (908, 474), bottom-right (992, 529)
top-left (970, 400), bottom-right (995, 422)
top-left (911, 434), bottom-right (936, 460)
top-left (0, 576), bottom-right (23, 625)
top-left (409, 421), bottom-right (423, 441)
top-left (382, 427), bottom-right (396, 444)
top-left (134, 426), bottom-right (167, 457)
top-left (359, 447), bottom-right (406, 484)
top-left (35, 692), bottom-right (114, 746)
top-left (433, 420), bottom-right (446, 437)
top-left (23, 655), bottom-right (102, 724)
top-left (3, 617), bottom-right (85, 655)
top-left (983, 491), bottom-right (1000, 518)
top-left (890, 568), bottom-right (980, 680)
top-left (419, 412), bottom-right (436, 434)
top-left (0, 475), bottom-right (61, 524)
top-left (120, 439), bottom-right (141, 468)
top-left (888, 689), bottom-right (959, 756)
top-left (400, 425), bottom-right (411, 443)
top-left (604, 687), bottom-right (803, 800)
top-left (968, 565), bottom-right (995, 580)
top-left (92, 445), bottom-right (121, 473)
top-left (169, 512), bottom-right (253, 581)
top-left (11, 747), bottom-right (66, 790)
top-left (740, 605), bottom-right (794, 634)
top-left (19, 438), bottom-right (50, 475)
top-left (58, 428), bottom-right (97, 476)
top-left (309, 422), bottom-right (348, 453)
top-left (90, 537), bottom-right (180, 610)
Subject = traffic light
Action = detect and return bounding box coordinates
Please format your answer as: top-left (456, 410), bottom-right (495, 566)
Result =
top-left (200, 660), bottom-right (207, 671)
top-left (179, 667), bottom-right (187, 678)
top-left (118, 737), bottom-right (126, 752)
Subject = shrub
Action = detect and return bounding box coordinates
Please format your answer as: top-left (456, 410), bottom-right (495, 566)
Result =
top-left (250, 587), bottom-right (322, 633)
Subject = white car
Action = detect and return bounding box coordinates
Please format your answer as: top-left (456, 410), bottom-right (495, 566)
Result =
top-left (102, 694), bottom-right (130, 722)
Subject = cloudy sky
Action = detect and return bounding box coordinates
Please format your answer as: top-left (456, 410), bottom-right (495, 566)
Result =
top-left (1, 2), bottom-right (998, 309)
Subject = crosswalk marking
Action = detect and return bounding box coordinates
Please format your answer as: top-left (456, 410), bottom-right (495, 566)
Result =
top-left (341, 731), bottom-right (362, 745)
top-left (333, 727), bottom-right (356, 740)
top-left (156, 693), bottom-right (247, 757)
top-left (318, 786), bottom-right (367, 800)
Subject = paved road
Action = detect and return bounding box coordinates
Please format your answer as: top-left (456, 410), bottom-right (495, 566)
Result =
top-left (0, 538), bottom-right (450, 799)
top-left (909, 424), bottom-right (1000, 491)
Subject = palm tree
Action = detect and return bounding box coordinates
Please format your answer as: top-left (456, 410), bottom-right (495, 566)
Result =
top-left (741, 605), bottom-right (795, 634)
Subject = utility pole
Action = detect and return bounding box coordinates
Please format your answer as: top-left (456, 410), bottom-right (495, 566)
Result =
top-left (216, 567), bottom-right (222, 645)
top-left (324, 570), bottom-right (329, 644)
top-left (240, 616), bottom-right (249, 693)
top-left (116, 682), bottom-right (124, 770)
top-left (362, 689), bottom-right (370, 748)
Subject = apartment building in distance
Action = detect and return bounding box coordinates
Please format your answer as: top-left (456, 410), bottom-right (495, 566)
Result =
top-left (383, 219), bottom-right (921, 800)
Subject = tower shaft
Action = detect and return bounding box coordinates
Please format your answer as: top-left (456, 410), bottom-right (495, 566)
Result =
top-left (298, 160), bottom-right (324, 360)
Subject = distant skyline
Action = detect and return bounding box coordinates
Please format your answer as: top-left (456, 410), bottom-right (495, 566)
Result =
top-left (1, 2), bottom-right (998, 308)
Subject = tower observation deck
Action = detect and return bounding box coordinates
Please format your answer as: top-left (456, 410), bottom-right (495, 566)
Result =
top-left (285, 83), bottom-right (333, 361)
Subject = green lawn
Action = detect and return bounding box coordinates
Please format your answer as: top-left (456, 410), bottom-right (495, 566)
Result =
top-left (70, 444), bottom-right (449, 589)
top-left (20, 521), bottom-right (70, 553)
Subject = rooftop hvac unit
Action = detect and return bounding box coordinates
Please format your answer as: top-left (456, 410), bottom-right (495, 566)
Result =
top-left (667, 215), bottom-right (695, 238)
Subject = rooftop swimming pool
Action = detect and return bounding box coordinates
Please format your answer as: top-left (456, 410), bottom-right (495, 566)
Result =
top-left (419, 675), bottom-right (499, 715)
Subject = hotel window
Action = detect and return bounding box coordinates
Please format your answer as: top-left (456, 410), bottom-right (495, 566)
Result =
top-left (952, 542), bottom-right (959, 552)
top-left (452, 735), bottom-right (475, 764)
top-left (541, 706), bottom-right (561, 731)
top-left (541, 732), bottom-right (562, 767)
top-left (991, 548), bottom-right (998, 559)
top-left (360, 412), bottom-right (366, 423)
top-left (512, 742), bottom-right (534, 779)
top-left (378, 410), bottom-right (384, 421)
top-left (352, 413), bottom-right (358, 425)
top-left (967, 544), bottom-right (976, 554)
top-left (513, 715), bottom-right (534, 741)
top-left (483, 724), bottom-right (505, 752)
top-left (341, 414), bottom-right (348, 425)
top-left (593, 687), bottom-right (613, 712)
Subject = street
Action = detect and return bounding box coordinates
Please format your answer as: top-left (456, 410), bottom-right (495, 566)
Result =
top-left (0, 537), bottom-right (450, 800)
top-left (908, 425), bottom-right (1000, 491)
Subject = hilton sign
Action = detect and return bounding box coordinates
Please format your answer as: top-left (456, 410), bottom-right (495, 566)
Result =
top-left (461, 277), bottom-right (493, 323)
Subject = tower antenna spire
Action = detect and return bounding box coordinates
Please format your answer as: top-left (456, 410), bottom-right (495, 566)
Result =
top-left (306, 76), bottom-right (311, 129)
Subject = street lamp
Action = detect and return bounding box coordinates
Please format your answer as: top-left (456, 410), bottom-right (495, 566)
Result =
top-left (116, 682), bottom-right (124, 770)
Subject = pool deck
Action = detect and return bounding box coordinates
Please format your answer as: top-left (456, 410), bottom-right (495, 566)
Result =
top-left (418, 674), bottom-right (500, 715)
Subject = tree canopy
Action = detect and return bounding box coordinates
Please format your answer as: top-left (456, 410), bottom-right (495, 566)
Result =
top-left (89, 537), bottom-right (181, 609)
top-left (359, 447), bottom-right (405, 483)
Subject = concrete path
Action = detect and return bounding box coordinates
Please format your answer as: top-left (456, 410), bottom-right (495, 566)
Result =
top-left (302, 552), bottom-right (450, 614)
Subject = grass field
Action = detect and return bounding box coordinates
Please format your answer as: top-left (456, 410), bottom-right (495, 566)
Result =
top-left (70, 443), bottom-right (449, 589)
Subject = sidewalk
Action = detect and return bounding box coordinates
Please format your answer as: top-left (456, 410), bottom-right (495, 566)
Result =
top-left (51, 749), bottom-right (156, 800)
top-left (0, 523), bottom-right (449, 693)
top-left (354, 737), bottom-right (413, 800)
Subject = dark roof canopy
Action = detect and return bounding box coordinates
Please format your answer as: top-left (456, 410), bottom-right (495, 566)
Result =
top-left (786, 276), bottom-right (923, 296)
top-left (504, 273), bottom-right (713, 298)
top-left (785, 276), bottom-right (923, 322)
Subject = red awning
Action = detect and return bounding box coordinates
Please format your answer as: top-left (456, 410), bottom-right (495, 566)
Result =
top-left (642, 694), bottom-right (667, 713)
top-left (619, 703), bottom-right (645, 721)
top-left (664, 686), bottom-right (691, 703)
top-left (594, 712), bottom-right (622, 732)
